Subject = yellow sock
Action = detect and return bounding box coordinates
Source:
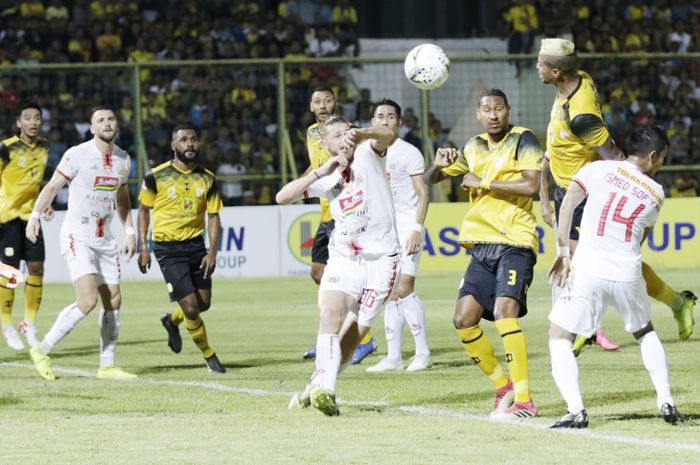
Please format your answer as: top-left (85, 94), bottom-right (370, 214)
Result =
top-left (171, 307), bottom-right (185, 326)
top-left (184, 316), bottom-right (214, 358)
top-left (0, 281), bottom-right (15, 327)
top-left (23, 275), bottom-right (43, 323)
top-left (642, 262), bottom-right (678, 309)
top-left (456, 326), bottom-right (508, 389)
top-left (360, 331), bottom-right (373, 345)
top-left (495, 318), bottom-right (530, 403)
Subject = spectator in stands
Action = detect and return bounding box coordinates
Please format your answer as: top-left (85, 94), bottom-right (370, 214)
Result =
top-left (355, 88), bottom-right (373, 127)
top-left (218, 149), bottom-right (248, 207)
top-left (502, 0), bottom-right (538, 76)
top-left (670, 172), bottom-right (698, 197)
top-left (95, 21), bottom-right (123, 61)
top-left (307, 27), bottom-right (340, 57)
top-left (332, 0), bottom-right (359, 56)
top-left (45, 0), bottom-right (69, 21)
top-left (539, 0), bottom-right (575, 38)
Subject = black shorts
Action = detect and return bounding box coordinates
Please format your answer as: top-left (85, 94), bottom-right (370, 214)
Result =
top-left (0, 218), bottom-right (45, 267)
top-left (458, 244), bottom-right (535, 321)
top-left (153, 237), bottom-right (211, 302)
top-left (554, 186), bottom-right (587, 241)
top-left (311, 220), bottom-right (335, 265)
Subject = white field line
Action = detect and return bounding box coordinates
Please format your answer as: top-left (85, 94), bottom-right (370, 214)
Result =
top-left (2, 361), bottom-right (699, 454)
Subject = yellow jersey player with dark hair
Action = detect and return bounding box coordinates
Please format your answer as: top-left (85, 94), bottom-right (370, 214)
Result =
top-left (137, 125), bottom-right (226, 373)
top-left (537, 38), bottom-right (696, 351)
top-left (425, 89), bottom-right (542, 419)
top-left (302, 87), bottom-right (376, 363)
top-left (0, 102), bottom-right (52, 350)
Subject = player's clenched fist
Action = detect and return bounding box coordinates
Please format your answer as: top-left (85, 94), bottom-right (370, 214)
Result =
top-left (434, 148), bottom-right (459, 168)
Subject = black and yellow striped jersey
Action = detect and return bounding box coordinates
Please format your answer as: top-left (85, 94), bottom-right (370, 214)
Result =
top-left (546, 70), bottom-right (609, 189)
top-left (307, 123), bottom-right (332, 222)
top-left (139, 160), bottom-right (223, 242)
top-left (441, 126), bottom-right (542, 252)
top-left (0, 135), bottom-right (49, 223)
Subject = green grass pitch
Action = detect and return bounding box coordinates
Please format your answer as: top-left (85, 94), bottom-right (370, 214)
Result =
top-left (1, 270), bottom-right (699, 465)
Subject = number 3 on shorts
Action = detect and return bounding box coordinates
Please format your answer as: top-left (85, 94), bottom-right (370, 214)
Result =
top-left (507, 269), bottom-right (517, 286)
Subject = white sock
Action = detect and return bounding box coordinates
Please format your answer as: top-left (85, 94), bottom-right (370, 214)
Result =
top-left (401, 292), bottom-right (430, 357)
top-left (40, 304), bottom-right (85, 354)
top-left (98, 309), bottom-right (120, 368)
top-left (383, 300), bottom-right (404, 363)
top-left (638, 331), bottom-right (674, 409)
top-left (315, 333), bottom-right (341, 392)
top-left (549, 338), bottom-right (585, 414)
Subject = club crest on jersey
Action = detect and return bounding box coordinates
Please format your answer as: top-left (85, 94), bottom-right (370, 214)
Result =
top-left (180, 197), bottom-right (195, 212)
top-left (93, 176), bottom-right (120, 191)
top-left (339, 190), bottom-right (364, 216)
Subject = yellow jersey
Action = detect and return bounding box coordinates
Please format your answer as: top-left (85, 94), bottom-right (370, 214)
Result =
top-left (546, 70), bottom-right (610, 189)
top-left (307, 123), bottom-right (332, 222)
top-left (139, 161), bottom-right (223, 242)
top-left (0, 135), bottom-right (49, 223)
top-left (442, 126), bottom-right (542, 252)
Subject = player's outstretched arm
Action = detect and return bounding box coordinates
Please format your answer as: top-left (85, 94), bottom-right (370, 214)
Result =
top-left (539, 155), bottom-right (554, 228)
top-left (26, 170), bottom-right (68, 243)
top-left (137, 204), bottom-right (152, 274)
top-left (201, 213), bottom-right (221, 279)
top-left (116, 184), bottom-right (136, 261)
top-left (343, 126), bottom-right (395, 153)
top-left (276, 156), bottom-right (345, 205)
top-left (424, 147), bottom-right (458, 184)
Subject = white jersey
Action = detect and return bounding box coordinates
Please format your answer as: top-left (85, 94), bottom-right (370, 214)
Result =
top-left (56, 139), bottom-right (131, 244)
top-left (386, 137), bottom-right (425, 231)
top-left (305, 140), bottom-right (399, 259)
top-left (572, 160), bottom-right (664, 282)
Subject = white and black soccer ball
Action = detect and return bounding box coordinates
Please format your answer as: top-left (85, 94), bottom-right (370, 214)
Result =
top-left (404, 43), bottom-right (450, 90)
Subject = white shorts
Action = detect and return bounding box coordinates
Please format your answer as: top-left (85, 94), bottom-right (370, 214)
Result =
top-left (549, 268), bottom-right (651, 337)
top-left (320, 253), bottom-right (400, 328)
top-left (397, 227), bottom-right (424, 277)
top-left (60, 234), bottom-right (120, 285)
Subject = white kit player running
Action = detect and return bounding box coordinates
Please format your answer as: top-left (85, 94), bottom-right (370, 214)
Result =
top-left (25, 106), bottom-right (137, 381)
top-left (547, 126), bottom-right (682, 428)
top-left (366, 99), bottom-right (432, 373)
top-left (278, 115), bottom-right (399, 416)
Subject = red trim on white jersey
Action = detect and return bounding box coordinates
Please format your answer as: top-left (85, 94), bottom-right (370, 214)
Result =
top-left (56, 168), bottom-right (72, 181)
top-left (572, 178), bottom-right (588, 195)
top-left (370, 142), bottom-right (386, 157)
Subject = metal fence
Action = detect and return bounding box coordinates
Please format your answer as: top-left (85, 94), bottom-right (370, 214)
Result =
top-left (1, 53), bottom-right (698, 204)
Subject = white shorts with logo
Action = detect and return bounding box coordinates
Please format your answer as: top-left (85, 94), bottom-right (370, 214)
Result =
top-left (320, 253), bottom-right (400, 328)
top-left (60, 233), bottom-right (121, 285)
top-left (549, 267), bottom-right (650, 337)
top-left (397, 227), bottom-right (424, 277)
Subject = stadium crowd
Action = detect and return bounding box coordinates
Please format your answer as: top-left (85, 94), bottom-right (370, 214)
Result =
top-left (0, 0), bottom-right (698, 205)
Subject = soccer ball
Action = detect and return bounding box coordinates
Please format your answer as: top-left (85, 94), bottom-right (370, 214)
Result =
top-left (404, 44), bottom-right (450, 90)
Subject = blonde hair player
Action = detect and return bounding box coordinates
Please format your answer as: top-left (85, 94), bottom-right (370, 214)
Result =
top-left (537, 38), bottom-right (696, 352)
top-left (280, 116), bottom-right (398, 416)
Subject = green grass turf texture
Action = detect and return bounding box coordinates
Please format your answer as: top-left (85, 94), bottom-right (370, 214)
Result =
top-left (0, 270), bottom-right (698, 465)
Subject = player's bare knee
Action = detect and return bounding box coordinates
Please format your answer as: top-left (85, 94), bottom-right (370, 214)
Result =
top-left (395, 280), bottom-right (414, 299)
top-left (26, 261), bottom-right (44, 276)
top-left (77, 294), bottom-right (98, 313)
